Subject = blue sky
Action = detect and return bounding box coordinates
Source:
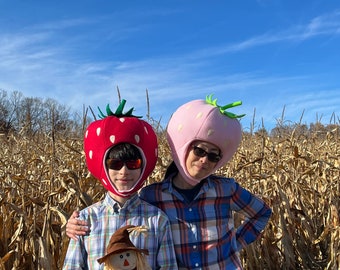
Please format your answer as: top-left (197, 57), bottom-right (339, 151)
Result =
top-left (1, 1), bottom-right (339, 131)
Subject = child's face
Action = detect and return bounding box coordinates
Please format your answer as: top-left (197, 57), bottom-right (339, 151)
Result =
top-left (185, 141), bottom-right (220, 180)
top-left (107, 159), bottom-right (142, 192)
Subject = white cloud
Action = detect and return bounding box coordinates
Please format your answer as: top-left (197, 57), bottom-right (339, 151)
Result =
top-left (0, 8), bottom-right (339, 131)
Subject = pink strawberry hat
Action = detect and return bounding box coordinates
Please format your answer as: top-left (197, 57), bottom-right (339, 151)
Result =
top-left (166, 95), bottom-right (245, 186)
top-left (84, 100), bottom-right (158, 197)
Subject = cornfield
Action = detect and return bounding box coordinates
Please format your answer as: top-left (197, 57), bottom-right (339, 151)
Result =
top-left (0, 116), bottom-right (339, 269)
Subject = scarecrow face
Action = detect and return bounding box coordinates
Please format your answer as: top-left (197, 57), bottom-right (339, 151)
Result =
top-left (106, 250), bottom-right (137, 270)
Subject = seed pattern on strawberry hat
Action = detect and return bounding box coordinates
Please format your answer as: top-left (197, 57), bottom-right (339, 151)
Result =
top-left (84, 99), bottom-right (158, 197)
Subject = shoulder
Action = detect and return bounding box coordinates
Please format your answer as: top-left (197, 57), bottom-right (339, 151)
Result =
top-left (209, 175), bottom-right (237, 186)
top-left (140, 180), bottom-right (167, 196)
top-left (80, 200), bottom-right (104, 212)
top-left (78, 198), bottom-right (106, 219)
top-left (139, 179), bottom-right (172, 205)
top-left (206, 175), bottom-right (239, 195)
top-left (138, 196), bottom-right (165, 214)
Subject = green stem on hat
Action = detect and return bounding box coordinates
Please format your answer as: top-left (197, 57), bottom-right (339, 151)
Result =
top-left (98, 99), bottom-right (142, 119)
top-left (114, 99), bottom-right (126, 115)
top-left (206, 94), bottom-right (246, 119)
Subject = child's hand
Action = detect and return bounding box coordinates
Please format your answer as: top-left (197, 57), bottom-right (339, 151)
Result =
top-left (66, 211), bottom-right (90, 241)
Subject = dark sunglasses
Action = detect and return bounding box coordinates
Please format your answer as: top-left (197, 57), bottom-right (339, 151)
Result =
top-left (106, 159), bottom-right (142, 170)
top-left (192, 146), bottom-right (221, 163)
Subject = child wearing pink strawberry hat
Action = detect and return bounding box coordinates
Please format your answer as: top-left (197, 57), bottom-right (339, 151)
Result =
top-left (63, 100), bottom-right (177, 270)
top-left (139, 95), bottom-right (272, 269)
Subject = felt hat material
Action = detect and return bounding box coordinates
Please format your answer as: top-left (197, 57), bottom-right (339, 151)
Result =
top-left (97, 225), bottom-right (149, 264)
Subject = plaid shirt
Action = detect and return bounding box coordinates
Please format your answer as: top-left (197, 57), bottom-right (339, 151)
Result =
top-left (140, 175), bottom-right (272, 270)
top-left (63, 193), bottom-right (178, 270)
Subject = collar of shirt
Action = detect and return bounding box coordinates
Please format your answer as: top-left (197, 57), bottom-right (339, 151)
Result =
top-left (103, 192), bottom-right (141, 214)
top-left (162, 173), bottom-right (212, 200)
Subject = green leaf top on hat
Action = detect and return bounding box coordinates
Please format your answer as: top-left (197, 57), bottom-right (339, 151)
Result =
top-left (206, 94), bottom-right (246, 119)
top-left (97, 99), bottom-right (142, 119)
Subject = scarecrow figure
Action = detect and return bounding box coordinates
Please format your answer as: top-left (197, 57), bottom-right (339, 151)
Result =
top-left (97, 225), bottom-right (152, 270)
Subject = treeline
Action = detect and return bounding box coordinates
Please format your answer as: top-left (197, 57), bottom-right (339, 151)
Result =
top-left (0, 89), bottom-right (339, 139)
top-left (0, 89), bottom-right (89, 138)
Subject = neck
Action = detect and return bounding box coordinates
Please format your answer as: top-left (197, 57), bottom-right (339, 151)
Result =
top-left (173, 173), bottom-right (197, 189)
top-left (108, 191), bottom-right (134, 206)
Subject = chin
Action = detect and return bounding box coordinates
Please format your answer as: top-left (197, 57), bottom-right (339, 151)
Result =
top-left (118, 185), bottom-right (134, 191)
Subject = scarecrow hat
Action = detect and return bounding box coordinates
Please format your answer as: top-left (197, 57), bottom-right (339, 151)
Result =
top-left (97, 225), bottom-right (149, 264)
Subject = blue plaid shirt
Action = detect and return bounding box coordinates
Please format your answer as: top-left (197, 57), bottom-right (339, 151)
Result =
top-left (140, 175), bottom-right (272, 270)
top-left (63, 193), bottom-right (178, 270)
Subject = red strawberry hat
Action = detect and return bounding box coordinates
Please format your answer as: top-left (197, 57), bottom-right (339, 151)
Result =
top-left (84, 100), bottom-right (158, 197)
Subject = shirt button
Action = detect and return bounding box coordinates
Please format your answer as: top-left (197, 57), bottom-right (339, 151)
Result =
top-left (189, 208), bottom-right (192, 212)
top-left (195, 263), bottom-right (199, 267)
top-left (193, 245), bottom-right (197, 250)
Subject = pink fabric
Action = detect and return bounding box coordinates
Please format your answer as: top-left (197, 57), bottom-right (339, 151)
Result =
top-left (166, 99), bottom-right (242, 186)
top-left (84, 116), bottom-right (158, 197)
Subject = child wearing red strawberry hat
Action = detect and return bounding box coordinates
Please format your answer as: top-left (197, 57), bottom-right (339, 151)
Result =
top-left (63, 100), bottom-right (177, 270)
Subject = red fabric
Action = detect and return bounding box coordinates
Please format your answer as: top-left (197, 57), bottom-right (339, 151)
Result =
top-left (84, 116), bottom-right (158, 197)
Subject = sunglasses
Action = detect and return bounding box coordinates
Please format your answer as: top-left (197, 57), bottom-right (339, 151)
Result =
top-left (106, 159), bottom-right (142, 170)
top-left (192, 146), bottom-right (221, 163)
